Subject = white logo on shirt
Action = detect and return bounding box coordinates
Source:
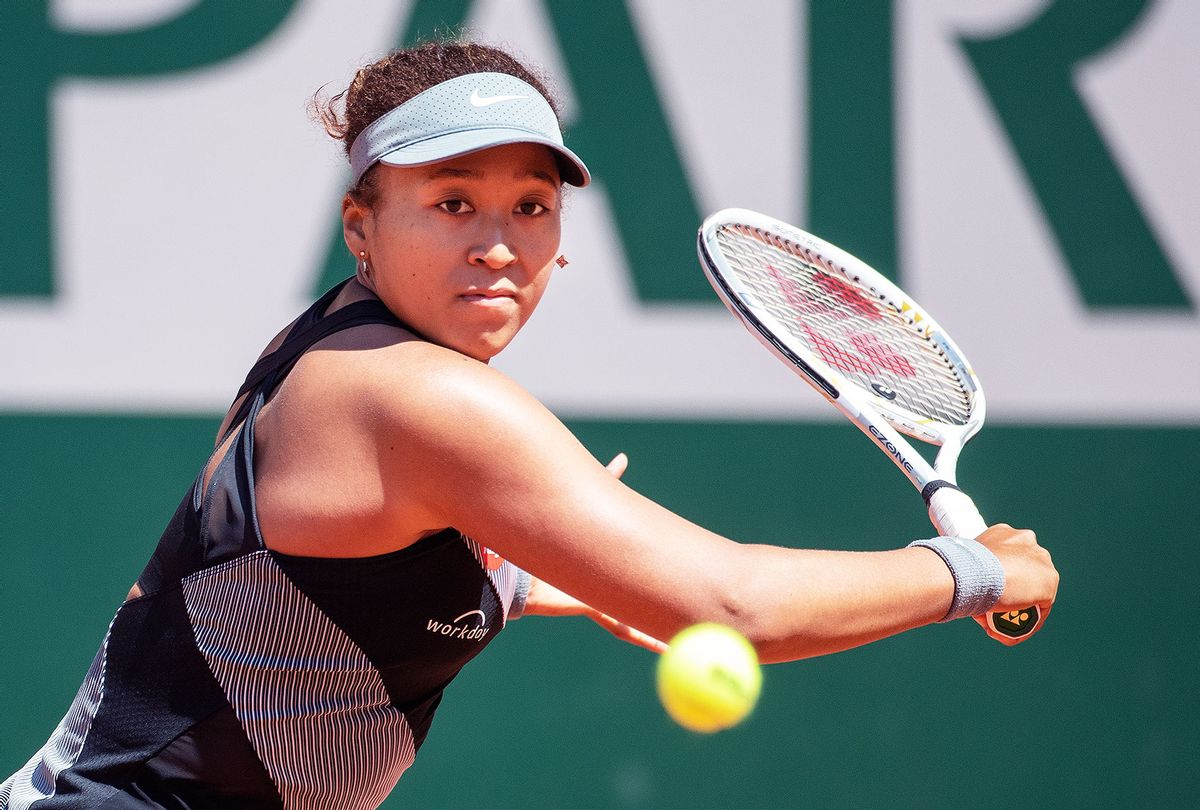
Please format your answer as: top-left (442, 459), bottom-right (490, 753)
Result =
top-left (426, 609), bottom-right (490, 641)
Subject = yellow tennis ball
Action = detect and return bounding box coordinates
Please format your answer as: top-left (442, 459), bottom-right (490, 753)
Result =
top-left (656, 623), bottom-right (762, 733)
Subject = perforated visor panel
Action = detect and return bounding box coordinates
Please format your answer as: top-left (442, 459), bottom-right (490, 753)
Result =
top-left (713, 224), bottom-right (974, 426)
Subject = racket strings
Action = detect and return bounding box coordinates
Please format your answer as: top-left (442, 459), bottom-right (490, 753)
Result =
top-left (716, 225), bottom-right (973, 426)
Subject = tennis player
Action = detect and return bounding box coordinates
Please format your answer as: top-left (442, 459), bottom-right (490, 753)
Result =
top-left (1, 41), bottom-right (1058, 809)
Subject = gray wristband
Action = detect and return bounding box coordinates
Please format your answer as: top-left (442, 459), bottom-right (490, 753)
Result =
top-left (508, 568), bottom-right (532, 620)
top-left (908, 536), bottom-right (1005, 622)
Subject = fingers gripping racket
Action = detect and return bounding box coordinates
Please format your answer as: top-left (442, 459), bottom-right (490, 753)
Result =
top-left (697, 208), bottom-right (1039, 643)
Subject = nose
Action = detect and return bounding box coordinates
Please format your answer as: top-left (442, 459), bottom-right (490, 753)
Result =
top-left (482, 243), bottom-right (516, 269)
top-left (470, 240), bottom-right (517, 270)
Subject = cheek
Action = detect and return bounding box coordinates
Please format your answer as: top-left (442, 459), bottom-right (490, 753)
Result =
top-left (512, 265), bottom-right (557, 333)
top-left (525, 237), bottom-right (561, 297)
top-left (374, 225), bottom-right (450, 301)
top-left (525, 219), bottom-right (562, 273)
top-left (524, 271), bottom-right (553, 312)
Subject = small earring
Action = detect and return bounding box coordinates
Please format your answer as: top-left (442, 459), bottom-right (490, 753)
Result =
top-left (555, 254), bottom-right (569, 268)
top-left (357, 250), bottom-right (370, 278)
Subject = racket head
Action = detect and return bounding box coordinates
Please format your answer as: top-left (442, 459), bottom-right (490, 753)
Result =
top-left (697, 208), bottom-right (986, 454)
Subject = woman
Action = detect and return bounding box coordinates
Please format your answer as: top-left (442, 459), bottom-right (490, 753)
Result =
top-left (1, 41), bottom-right (1057, 809)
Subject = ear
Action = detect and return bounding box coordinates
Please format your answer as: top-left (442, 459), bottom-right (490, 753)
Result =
top-left (342, 194), bottom-right (369, 258)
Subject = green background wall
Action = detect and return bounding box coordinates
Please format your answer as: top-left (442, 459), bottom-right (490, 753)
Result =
top-left (2, 415), bottom-right (1195, 806)
top-left (2, 0), bottom-right (1197, 806)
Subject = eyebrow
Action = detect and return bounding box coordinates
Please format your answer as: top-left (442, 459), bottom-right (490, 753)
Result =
top-left (427, 166), bottom-right (559, 185)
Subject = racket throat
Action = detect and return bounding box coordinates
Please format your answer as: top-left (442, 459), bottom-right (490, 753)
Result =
top-left (921, 479), bottom-right (963, 504)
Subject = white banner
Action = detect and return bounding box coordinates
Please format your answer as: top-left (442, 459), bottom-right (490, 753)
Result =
top-left (2, 0), bottom-right (1196, 422)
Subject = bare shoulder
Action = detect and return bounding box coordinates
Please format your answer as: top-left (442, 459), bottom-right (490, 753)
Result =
top-left (267, 327), bottom-right (568, 491)
top-left (302, 326), bottom-right (591, 481)
top-left (250, 328), bottom-right (552, 556)
top-left (292, 327), bottom-right (542, 425)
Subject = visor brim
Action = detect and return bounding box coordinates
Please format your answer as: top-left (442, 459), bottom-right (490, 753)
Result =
top-left (375, 127), bottom-right (590, 187)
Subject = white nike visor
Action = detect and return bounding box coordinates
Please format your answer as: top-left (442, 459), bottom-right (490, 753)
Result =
top-left (348, 71), bottom-right (590, 187)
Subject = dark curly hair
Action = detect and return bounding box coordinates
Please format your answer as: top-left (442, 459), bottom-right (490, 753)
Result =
top-left (314, 41), bottom-right (561, 206)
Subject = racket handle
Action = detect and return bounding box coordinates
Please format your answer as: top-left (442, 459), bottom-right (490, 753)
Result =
top-left (924, 484), bottom-right (1041, 644)
top-left (925, 484), bottom-right (986, 538)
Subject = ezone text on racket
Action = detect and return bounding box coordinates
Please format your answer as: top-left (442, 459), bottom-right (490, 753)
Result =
top-left (868, 425), bottom-right (914, 474)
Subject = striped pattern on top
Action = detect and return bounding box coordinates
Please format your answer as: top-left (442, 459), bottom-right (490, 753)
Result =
top-left (1, 620), bottom-right (111, 810)
top-left (181, 551), bottom-right (416, 810)
top-left (460, 535), bottom-right (521, 624)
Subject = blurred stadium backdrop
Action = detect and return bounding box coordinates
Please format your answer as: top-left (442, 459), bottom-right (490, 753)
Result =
top-left (2, 1), bottom-right (1197, 807)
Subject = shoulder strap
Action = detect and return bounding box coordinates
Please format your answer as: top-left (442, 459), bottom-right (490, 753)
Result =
top-left (232, 298), bottom-right (402, 401)
top-left (218, 279), bottom-right (412, 443)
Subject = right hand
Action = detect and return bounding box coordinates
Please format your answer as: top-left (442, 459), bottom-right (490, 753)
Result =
top-left (973, 524), bottom-right (1059, 644)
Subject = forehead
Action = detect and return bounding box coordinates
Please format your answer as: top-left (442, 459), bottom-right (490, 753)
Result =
top-left (412, 142), bottom-right (561, 185)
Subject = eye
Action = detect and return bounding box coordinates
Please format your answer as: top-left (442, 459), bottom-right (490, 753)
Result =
top-left (438, 199), bottom-right (474, 214)
top-left (516, 201), bottom-right (547, 216)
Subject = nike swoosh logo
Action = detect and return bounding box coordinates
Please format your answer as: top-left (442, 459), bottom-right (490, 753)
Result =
top-left (469, 89), bottom-right (529, 107)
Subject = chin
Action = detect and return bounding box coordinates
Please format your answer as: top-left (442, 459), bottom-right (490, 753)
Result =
top-left (455, 331), bottom-right (517, 363)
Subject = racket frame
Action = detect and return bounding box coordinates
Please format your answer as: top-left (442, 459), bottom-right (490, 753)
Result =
top-left (696, 208), bottom-right (987, 537)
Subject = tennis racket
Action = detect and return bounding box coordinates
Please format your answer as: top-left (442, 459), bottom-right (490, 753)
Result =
top-left (697, 208), bottom-right (1039, 643)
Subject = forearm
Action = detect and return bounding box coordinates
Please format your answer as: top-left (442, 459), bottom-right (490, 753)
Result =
top-left (484, 497), bottom-right (960, 662)
top-left (684, 543), bottom-right (956, 664)
top-left (522, 541), bottom-right (960, 662)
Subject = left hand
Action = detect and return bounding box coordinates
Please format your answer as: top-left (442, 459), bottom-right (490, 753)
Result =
top-left (524, 576), bottom-right (668, 653)
top-left (521, 453), bottom-right (668, 654)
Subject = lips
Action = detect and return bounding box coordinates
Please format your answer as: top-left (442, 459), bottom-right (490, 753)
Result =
top-left (460, 288), bottom-right (517, 303)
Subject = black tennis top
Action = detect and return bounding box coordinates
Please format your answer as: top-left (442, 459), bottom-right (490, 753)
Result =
top-left (2, 280), bottom-right (530, 809)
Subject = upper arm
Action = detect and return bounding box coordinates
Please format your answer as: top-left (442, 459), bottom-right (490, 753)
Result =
top-left (368, 349), bottom-right (741, 641)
